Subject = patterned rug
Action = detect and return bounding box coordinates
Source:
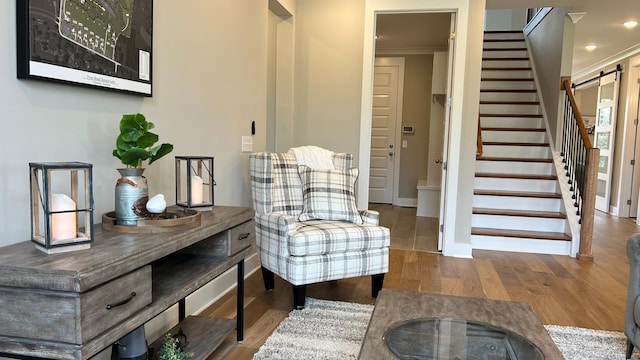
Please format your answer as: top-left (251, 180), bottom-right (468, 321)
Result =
top-left (252, 298), bottom-right (638, 360)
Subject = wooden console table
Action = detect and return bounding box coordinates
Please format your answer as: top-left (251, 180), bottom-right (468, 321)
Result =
top-left (0, 206), bottom-right (255, 360)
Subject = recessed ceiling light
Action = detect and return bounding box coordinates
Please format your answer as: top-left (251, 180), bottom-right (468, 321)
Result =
top-left (624, 21), bottom-right (638, 29)
top-left (585, 44), bottom-right (597, 51)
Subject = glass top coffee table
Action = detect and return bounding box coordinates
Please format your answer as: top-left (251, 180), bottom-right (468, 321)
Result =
top-left (358, 290), bottom-right (563, 359)
top-left (383, 317), bottom-right (544, 360)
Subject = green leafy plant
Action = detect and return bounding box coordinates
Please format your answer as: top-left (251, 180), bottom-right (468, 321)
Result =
top-left (113, 113), bottom-right (174, 168)
top-left (157, 333), bottom-right (193, 360)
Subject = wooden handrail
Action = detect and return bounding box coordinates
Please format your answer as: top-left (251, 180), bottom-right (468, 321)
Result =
top-left (476, 115), bottom-right (483, 157)
top-left (561, 78), bottom-right (596, 260)
top-left (562, 79), bottom-right (593, 149)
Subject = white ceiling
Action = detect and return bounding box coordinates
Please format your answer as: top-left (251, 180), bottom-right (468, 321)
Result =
top-left (374, 1), bottom-right (640, 79)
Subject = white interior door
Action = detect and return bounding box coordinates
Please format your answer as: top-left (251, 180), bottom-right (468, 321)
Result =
top-left (369, 58), bottom-right (403, 204)
top-left (437, 13), bottom-right (456, 251)
top-left (594, 72), bottom-right (620, 212)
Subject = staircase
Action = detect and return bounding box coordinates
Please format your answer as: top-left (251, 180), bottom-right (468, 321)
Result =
top-left (471, 30), bottom-right (572, 255)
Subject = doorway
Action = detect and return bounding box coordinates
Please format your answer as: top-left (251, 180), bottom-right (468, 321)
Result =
top-left (369, 12), bottom-right (453, 253)
top-left (358, 0), bottom-right (485, 259)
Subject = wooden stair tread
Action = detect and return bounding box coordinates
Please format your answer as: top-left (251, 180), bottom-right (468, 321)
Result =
top-left (474, 189), bottom-right (562, 199)
top-left (482, 66), bottom-right (532, 71)
top-left (475, 172), bottom-right (557, 180)
top-left (480, 127), bottom-right (545, 131)
top-left (473, 207), bottom-right (566, 219)
top-left (480, 101), bottom-right (539, 105)
top-left (483, 48), bottom-right (528, 51)
top-left (482, 141), bottom-right (549, 146)
top-left (471, 227), bottom-right (571, 241)
top-left (483, 57), bottom-right (529, 61)
top-left (480, 89), bottom-right (536, 93)
top-left (481, 78), bottom-right (533, 81)
top-left (483, 39), bottom-right (525, 42)
top-left (479, 114), bottom-right (543, 118)
top-left (476, 156), bottom-right (552, 163)
top-left (484, 30), bottom-right (523, 34)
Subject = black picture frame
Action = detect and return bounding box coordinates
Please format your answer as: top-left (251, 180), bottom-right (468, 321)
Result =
top-left (16, 0), bottom-right (153, 97)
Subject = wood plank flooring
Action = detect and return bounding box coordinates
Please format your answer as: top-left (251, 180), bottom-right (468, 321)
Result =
top-left (204, 209), bottom-right (640, 359)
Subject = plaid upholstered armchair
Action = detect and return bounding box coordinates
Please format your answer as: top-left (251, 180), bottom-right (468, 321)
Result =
top-left (250, 151), bottom-right (390, 309)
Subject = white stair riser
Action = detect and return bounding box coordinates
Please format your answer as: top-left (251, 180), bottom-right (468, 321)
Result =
top-left (483, 50), bottom-right (528, 58)
top-left (482, 70), bottom-right (532, 78)
top-left (474, 177), bottom-right (559, 192)
top-left (484, 33), bottom-right (524, 40)
top-left (482, 59), bottom-right (530, 68)
top-left (481, 131), bottom-right (546, 143)
top-left (480, 117), bottom-right (543, 128)
top-left (483, 41), bottom-right (525, 49)
top-left (473, 195), bottom-right (562, 212)
top-left (471, 236), bottom-right (571, 255)
top-left (475, 161), bottom-right (554, 175)
top-left (472, 214), bottom-right (567, 233)
top-left (479, 104), bottom-right (540, 114)
top-left (480, 92), bottom-right (538, 102)
top-left (481, 81), bottom-right (535, 90)
top-left (481, 145), bottom-right (551, 158)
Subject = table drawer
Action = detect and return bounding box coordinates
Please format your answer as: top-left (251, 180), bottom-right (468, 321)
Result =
top-left (228, 220), bottom-right (254, 256)
top-left (0, 265), bottom-right (152, 344)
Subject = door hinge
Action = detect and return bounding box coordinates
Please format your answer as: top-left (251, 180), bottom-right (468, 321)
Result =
top-left (628, 199), bottom-right (633, 205)
top-left (632, 159), bottom-right (636, 166)
top-left (443, 161), bottom-right (447, 170)
top-left (446, 97), bottom-right (451, 107)
top-left (635, 118), bottom-right (638, 125)
top-left (450, 32), bottom-right (456, 40)
top-left (439, 224), bottom-right (444, 232)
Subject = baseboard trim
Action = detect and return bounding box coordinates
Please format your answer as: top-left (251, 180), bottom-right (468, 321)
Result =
top-left (395, 197), bottom-right (417, 207)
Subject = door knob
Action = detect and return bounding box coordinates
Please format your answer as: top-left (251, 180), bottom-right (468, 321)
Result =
top-left (436, 159), bottom-right (442, 164)
top-left (389, 144), bottom-right (394, 149)
top-left (389, 152), bottom-right (394, 156)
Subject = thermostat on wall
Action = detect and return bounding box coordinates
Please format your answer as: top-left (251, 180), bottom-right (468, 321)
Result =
top-left (402, 126), bottom-right (415, 134)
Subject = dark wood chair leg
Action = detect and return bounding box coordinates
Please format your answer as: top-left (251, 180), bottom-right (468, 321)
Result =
top-left (371, 273), bottom-right (385, 298)
top-left (627, 339), bottom-right (634, 359)
top-left (261, 266), bottom-right (275, 291)
top-left (293, 285), bottom-right (307, 310)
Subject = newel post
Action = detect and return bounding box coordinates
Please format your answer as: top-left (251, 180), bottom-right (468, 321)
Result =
top-left (577, 147), bottom-right (599, 261)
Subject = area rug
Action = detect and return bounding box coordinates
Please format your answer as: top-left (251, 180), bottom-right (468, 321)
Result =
top-left (252, 298), bottom-right (637, 360)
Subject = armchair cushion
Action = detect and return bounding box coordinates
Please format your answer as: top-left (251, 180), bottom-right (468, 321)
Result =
top-left (298, 165), bottom-right (363, 224)
top-left (289, 220), bottom-right (390, 256)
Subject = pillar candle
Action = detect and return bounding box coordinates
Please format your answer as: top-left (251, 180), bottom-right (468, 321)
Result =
top-left (191, 175), bottom-right (204, 204)
top-left (51, 193), bottom-right (77, 241)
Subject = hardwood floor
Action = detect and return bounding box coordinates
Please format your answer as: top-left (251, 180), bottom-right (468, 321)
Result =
top-left (205, 210), bottom-right (640, 359)
top-left (369, 203), bottom-right (440, 253)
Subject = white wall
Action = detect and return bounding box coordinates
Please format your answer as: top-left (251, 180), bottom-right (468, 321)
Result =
top-left (525, 7), bottom-right (571, 147)
top-left (293, 0), bottom-right (365, 156)
top-left (485, 9), bottom-right (528, 31)
top-left (0, 2), bottom-right (267, 248)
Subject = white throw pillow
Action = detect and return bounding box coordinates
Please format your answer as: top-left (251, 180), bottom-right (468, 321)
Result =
top-left (298, 165), bottom-right (363, 224)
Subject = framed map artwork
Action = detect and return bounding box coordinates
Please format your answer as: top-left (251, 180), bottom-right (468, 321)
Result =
top-left (16, 0), bottom-right (153, 97)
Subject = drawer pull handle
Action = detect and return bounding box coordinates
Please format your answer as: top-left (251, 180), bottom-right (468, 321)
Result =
top-left (106, 292), bottom-right (136, 310)
top-left (238, 232), bottom-right (250, 241)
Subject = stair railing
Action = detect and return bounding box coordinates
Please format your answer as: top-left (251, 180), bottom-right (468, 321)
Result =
top-left (560, 78), bottom-right (599, 260)
top-left (476, 115), bottom-right (483, 157)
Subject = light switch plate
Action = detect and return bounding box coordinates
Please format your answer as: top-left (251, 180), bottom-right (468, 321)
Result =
top-left (402, 140), bottom-right (408, 148)
top-left (242, 136), bottom-right (253, 152)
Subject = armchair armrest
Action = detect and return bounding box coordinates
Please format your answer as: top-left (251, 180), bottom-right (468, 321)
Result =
top-left (359, 210), bottom-right (380, 225)
top-left (255, 212), bottom-right (298, 237)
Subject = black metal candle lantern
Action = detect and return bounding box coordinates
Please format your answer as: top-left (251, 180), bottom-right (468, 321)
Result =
top-left (29, 162), bottom-right (94, 254)
top-left (175, 156), bottom-right (214, 210)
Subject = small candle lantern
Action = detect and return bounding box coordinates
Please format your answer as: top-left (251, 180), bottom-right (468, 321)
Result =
top-left (175, 156), bottom-right (215, 210)
top-left (29, 162), bottom-right (94, 254)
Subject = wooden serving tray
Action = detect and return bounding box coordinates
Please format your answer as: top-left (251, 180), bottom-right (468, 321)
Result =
top-left (102, 207), bottom-right (201, 233)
